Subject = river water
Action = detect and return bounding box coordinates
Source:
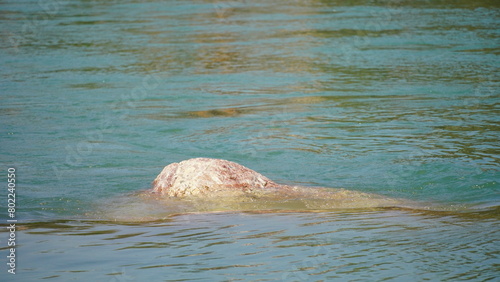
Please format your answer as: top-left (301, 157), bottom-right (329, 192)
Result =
top-left (1, 0), bottom-right (499, 281)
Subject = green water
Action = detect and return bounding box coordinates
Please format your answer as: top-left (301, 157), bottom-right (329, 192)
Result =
top-left (0, 0), bottom-right (499, 281)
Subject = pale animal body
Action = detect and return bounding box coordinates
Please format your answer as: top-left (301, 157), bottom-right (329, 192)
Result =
top-left (148, 158), bottom-right (403, 209)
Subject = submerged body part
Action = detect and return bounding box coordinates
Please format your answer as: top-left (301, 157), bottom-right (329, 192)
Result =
top-left (146, 158), bottom-right (404, 211)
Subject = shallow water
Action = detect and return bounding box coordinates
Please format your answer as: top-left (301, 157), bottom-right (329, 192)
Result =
top-left (0, 0), bottom-right (499, 281)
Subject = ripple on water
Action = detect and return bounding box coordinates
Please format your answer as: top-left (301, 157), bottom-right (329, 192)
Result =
top-left (10, 207), bottom-right (498, 281)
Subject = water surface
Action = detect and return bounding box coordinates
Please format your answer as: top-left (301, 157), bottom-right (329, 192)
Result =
top-left (0, 0), bottom-right (499, 280)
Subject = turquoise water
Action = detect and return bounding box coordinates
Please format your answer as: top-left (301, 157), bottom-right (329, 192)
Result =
top-left (1, 0), bottom-right (499, 281)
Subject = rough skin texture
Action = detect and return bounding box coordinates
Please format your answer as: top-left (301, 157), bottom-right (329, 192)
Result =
top-left (148, 158), bottom-right (404, 210)
top-left (151, 158), bottom-right (283, 197)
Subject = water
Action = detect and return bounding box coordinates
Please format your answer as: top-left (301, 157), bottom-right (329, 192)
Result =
top-left (11, 209), bottom-right (500, 281)
top-left (0, 0), bottom-right (499, 280)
